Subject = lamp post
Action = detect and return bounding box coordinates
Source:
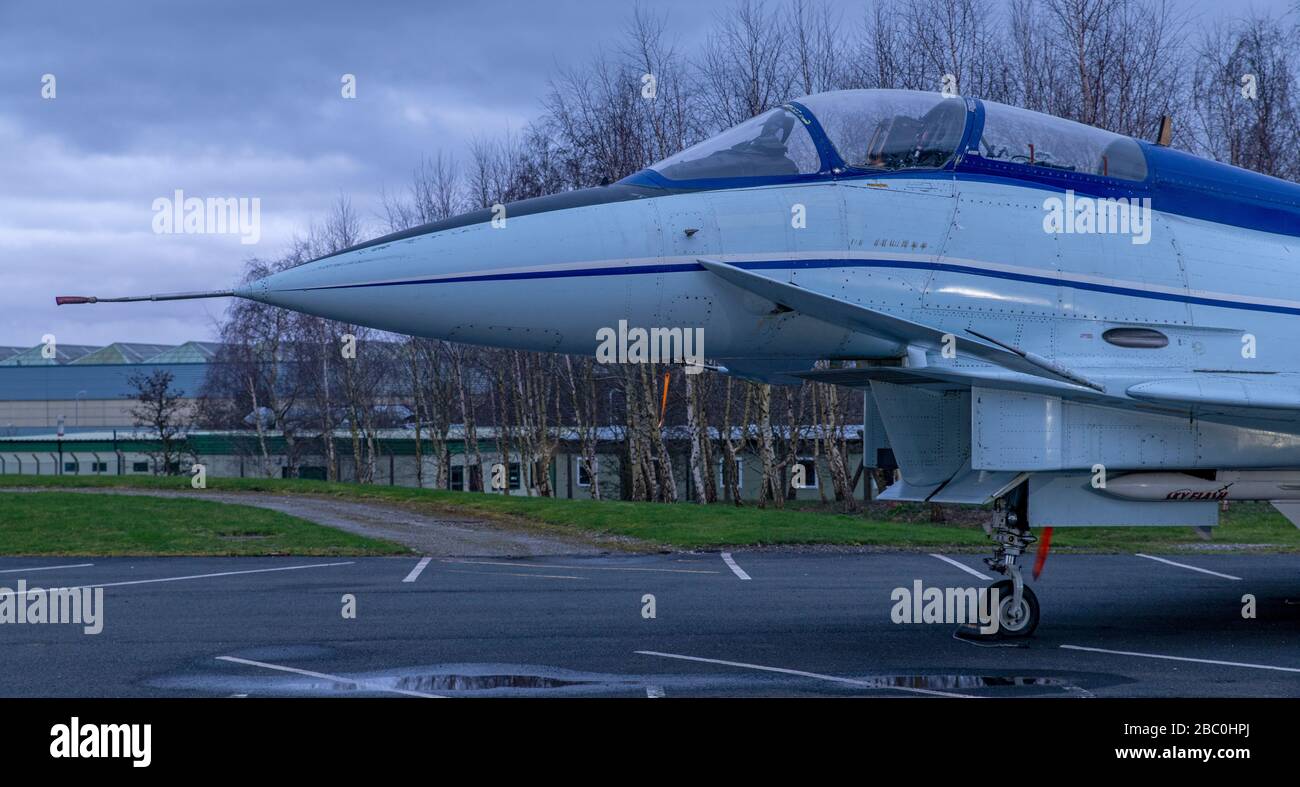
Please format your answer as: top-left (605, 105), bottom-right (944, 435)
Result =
top-left (57, 415), bottom-right (65, 475)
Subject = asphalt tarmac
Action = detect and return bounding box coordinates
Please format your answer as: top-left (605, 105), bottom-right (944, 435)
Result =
top-left (1, 550), bottom-right (1296, 697)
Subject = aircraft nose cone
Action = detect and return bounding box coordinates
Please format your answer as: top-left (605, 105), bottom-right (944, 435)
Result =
top-left (229, 185), bottom-right (671, 351)
top-left (229, 218), bottom-right (535, 339)
top-left (233, 250), bottom-right (356, 315)
top-left (234, 276), bottom-right (269, 300)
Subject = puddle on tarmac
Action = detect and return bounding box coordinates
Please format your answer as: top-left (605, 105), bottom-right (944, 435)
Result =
top-left (383, 672), bottom-right (1077, 693)
top-left (153, 656), bottom-right (1103, 697)
top-left (380, 671), bottom-right (1090, 696)
top-left (390, 673), bottom-right (597, 692)
top-left (859, 675), bottom-right (1071, 690)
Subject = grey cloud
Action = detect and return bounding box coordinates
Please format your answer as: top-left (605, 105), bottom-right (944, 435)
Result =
top-left (0, 0), bottom-right (1288, 344)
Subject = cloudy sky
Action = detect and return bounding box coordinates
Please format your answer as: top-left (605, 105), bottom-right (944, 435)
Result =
top-left (0, 0), bottom-right (1291, 347)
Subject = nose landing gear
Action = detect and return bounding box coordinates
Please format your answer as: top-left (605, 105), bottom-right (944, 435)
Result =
top-left (960, 486), bottom-right (1041, 639)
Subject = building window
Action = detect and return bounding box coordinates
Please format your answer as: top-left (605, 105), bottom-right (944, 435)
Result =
top-left (717, 457), bottom-right (743, 486)
top-left (508, 462), bottom-right (522, 489)
top-left (64, 462), bottom-right (78, 474)
top-left (793, 458), bottom-right (819, 490)
top-left (132, 461), bottom-right (149, 473)
top-left (574, 457), bottom-right (597, 487)
top-left (91, 461), bottom-right (107, 473)
top-left (450, 465), bottom-right (465, 490)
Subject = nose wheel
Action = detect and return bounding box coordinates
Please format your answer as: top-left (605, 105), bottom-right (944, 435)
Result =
top-left (960, 485), bottom-right (1041, 640)
top-left (990, 578), bottom-right (1040, 637)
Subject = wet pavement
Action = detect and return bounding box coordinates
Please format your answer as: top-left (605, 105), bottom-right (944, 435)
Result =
top-left (0, 551), bottom-right (1297, 697)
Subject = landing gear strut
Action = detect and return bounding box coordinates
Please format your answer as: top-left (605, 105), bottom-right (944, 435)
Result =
top-left (971, 486), bottom-right (1041, 638)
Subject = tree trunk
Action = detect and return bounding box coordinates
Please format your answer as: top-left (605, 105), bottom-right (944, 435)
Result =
top-left (755, 383), bottom-right (781, 509)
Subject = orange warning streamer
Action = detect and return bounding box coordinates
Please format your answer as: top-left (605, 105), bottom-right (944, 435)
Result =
top-left (658, 371), bottom-right (670, 428)
top-left (1032, 527), bottom-right (1053, 580)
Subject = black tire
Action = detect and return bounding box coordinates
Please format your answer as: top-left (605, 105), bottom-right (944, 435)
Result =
top-left (990, 579), bottom-right (1039, 638)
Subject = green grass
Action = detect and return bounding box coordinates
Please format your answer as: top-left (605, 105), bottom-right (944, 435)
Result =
top-left (3, 474), bottom-right (1299, 552)
top-left (0, 491), bottom-right (407, 556)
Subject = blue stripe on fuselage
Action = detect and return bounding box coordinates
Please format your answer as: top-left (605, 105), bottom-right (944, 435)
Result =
top-left (290, 258), bottom-right (1300, 317)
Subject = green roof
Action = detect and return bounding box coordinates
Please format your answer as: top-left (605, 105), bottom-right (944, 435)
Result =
top-left (0, 344), bottom-right (102, 366)
top-left (70, 343), bottom-right (178, 365)
top-left (0, 340), bottom-right (223, 367)
top-left (145, 341), bottom-right (222, 363)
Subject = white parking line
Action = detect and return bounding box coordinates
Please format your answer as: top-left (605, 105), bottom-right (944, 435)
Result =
top-left (1135, 553), bottom-right (1241, 580)
top-left (445, 569), bottom-right (583, 580)
top-left (929, 554), bottom-right (992, 581)
top-left (441, 559), bottom-right (718, 574)
top-left (720, 552), bottom-right (751, 580)
top-left (402, 557), bottom-right (432, 583)
top-left (0, 562), bottom-right (94, 575)
top-left (0, 561), bottom-right (354, 598)
top-left (635, 650), bottom-right (977, 698)
top-left (1061, 644), bottom-right (1300, 674)
top-left (216, 656), bottom-right (444, 698)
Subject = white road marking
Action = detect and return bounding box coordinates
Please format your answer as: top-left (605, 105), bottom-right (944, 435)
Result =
top-left (441, 559), bottom-right (718, 574)
top-left (216, 656), bottom-right (444, 698)
top-left (0, 561), bottom-right (354, 598)
top-left (1135, 553), bottom-right (1241, 580)
top-left (1061, 644), bottom-right (1300, 674)
top-left (402, 557), bottom-right (432, 583)
top-left (929, 553), bottom-right (992, 581)
top-left (635, 650), bottom-right (977, 698)
top-left (646, 685), bottom-right (665, 698)
top-left (445, 569), bottom-right (583, 580)
top-left (0, 562), bottom-right (94, 574)
top-left (720, 552), bottom-right (751, 580)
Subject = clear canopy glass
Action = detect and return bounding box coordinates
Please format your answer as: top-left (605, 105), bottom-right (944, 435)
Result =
top-left (650, 107), bottom-right (822, 181)
top-left (976, 101), bottom-right (1148, 181)
top-left (795, 89), bottom-right (967, 171)
top-left (645, 89), bottom-right (1147, 183)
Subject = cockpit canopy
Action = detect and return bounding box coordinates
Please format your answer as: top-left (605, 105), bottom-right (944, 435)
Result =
top-left (797, 89), bottom-right (966, 171)
top-left (976, 100), bottom-right (1147, 180)
top-left (641, 88), bottom-right (1148, 185)
top-left (652, 106), bottom-right (823, 180)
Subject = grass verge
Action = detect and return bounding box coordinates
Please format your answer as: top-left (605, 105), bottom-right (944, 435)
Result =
top-left (0, 491), bottom-right (407, 556)
top-left (2, 474), bottom-right (1298, 551)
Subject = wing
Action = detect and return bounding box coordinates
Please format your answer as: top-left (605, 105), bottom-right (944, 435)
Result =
top-left (700, 258), bottom-right (1300, 435)
top-left (698, 259), bottom-right (1103, 391)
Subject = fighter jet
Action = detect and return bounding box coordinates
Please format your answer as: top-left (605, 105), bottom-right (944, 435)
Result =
top-left (61, 89), bottom-right (1300, 637)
